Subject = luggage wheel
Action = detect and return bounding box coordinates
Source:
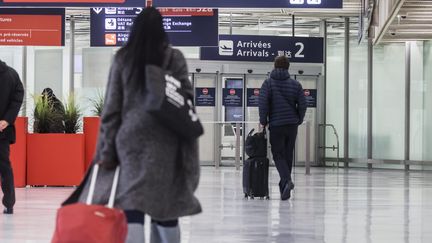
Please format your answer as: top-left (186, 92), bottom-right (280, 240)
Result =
top-left (265, 196), bottom-right (270, 200)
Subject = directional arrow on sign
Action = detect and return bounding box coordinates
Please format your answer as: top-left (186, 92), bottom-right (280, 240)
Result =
top-left (93, 8), bottom-right (103, 14)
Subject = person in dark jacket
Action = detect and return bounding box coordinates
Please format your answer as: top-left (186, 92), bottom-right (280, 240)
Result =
top-left (35, 88), bottom-right (65, 133)
top-left (63, 7), bottom-right (201, 243)
top-left (259, 56), bottom-right (307, 201)
top-left (0, 60), bottom-right (24, 214)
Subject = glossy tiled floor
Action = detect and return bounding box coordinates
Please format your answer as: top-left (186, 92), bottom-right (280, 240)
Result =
top-left (1, 167), bottom-right (432, 243)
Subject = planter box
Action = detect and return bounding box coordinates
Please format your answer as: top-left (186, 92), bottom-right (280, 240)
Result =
top-left (10, 117), bottom-right (28, 188)
top-left (84, 117), bottom-right (100, 170)
top-left (27, 134), bottom-right (85, 186)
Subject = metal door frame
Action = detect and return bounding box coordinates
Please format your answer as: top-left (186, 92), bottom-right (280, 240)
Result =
top-left (293, 74), bottom-right (321, 167)
top-left (192, 71), bottom-right (323, 168)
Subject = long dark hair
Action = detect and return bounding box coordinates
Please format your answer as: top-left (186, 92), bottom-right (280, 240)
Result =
top-left (120, 7), bottom-right (169, 87)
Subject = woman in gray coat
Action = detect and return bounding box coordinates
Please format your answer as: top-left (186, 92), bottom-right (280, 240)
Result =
top-left (66, 7), bottom-right (201, 243)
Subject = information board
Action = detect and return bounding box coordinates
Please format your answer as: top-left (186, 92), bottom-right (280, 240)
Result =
top-left (0, 8), bottom-right (65, 46)
top-left (201, 35), bottom-right (324, 64)
top-left (304, 89), bottom-right (317, 108)
top-left (195, 87), bottom-right (216, 107)
top-left (152, 0), bottom-right (342, 8)
top-left (222, 88), bottom-right (243, 107)
top-left (91, 7), bottom-right (218, 47)
top-left (247, 88), bottom-right (260, 107)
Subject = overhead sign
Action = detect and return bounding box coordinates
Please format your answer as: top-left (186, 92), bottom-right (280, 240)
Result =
top-left (201, 35), bottom-right (324, 64)
top-left (0, 0), bottom-right (144, 7)
top-left (195, 87), bottom-right (216, 107)
top-left (0, 8), bottom-right (65, 46)
top-left (152, 0), bottom-right (342, 8)
top-left (222, 88), bottom-right (243, 107)
top-left (91, 7), bottom-right (218, 47)
top-left (247, 88), bottom-right (260, 107)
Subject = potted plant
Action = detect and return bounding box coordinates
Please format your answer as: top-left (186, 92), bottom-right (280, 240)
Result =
top-left (27, 94), bottom-right (85, 186)
top-left (90, 90), bottom-right (105, 117)
top-left (33, 95), bottom-right (55, 133)
top-left (84, 90), bottom-right (104, 169)
top-left (64, 95), bottom-right (82, 134)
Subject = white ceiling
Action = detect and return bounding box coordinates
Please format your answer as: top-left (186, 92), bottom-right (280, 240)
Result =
top-left (383, 0), bottom-right (432, 41)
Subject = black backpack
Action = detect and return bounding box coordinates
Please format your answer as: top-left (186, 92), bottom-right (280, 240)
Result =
top-left (245, 129), bottom-right (267, 158)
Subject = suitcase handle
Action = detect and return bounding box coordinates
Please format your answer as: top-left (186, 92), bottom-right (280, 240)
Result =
top-left (249, 128), bottom-right (267, 137)
top-left (86, 164), bottom-right (120, 209)
top-left (248, 129), bottom-right (255, 137)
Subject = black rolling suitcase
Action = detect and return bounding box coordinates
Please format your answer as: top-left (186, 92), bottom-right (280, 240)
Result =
top-left (243, 157), bottom-right (270, 199)
top-left (243, 129), bottom-right (270, 200)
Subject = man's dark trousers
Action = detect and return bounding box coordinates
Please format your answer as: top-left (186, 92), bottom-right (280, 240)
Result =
top-left (0, 140), bottom-right (15, 209)
top-left (269, 124), bottom-right (298, 188)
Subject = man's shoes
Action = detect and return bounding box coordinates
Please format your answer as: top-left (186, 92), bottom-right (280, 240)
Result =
top-left (3, 208), bottom-right (13, 214)
top-left (281, 181), bottom-right (295, 201)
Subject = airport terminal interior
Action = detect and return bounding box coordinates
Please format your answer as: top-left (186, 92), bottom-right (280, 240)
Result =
top-left (1, 0), bottom-right (432, 242)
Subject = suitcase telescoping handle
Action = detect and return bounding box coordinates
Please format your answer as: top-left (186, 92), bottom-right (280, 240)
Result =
top-left (86, 164), bottom-right (120, 209)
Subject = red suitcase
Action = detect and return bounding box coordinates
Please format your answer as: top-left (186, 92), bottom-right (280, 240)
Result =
top-left (52, 165), bottom-right (127, 243)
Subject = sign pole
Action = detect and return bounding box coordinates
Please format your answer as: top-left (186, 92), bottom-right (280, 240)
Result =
top-left (69, 17), bottom-right (75, 96)
top-left (292, 14), bottom-right (295, 37)
top-left (229, 12), bottom-right (233, 35)
top-left (21, 46), bottom-right (27, 117)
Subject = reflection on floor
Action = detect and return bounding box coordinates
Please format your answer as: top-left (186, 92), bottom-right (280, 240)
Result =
top-left (1, 167), bottom-right (432, 243)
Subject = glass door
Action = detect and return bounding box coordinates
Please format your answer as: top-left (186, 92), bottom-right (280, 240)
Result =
top-left (194, 73), bottom-right (218, 166)
top-left (220, 76), bottom-right (244, 166)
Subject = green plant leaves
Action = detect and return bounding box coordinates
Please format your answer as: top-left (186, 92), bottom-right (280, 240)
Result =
top-left (64, 95), bottom-right (82, 134)
top-left (89, 90), bottom-right (105, 117)
top-left (33, 94), bottom-right (82, 134)
top-left (33, 95), bottom-right (54, 133)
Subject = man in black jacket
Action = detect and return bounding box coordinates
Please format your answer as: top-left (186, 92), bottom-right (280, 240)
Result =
top-left (259, 56), bottom-right (307, 201)
top-left (0, 60), bottom-right (24, 214)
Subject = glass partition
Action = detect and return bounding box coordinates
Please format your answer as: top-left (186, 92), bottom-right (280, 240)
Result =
top-left (423, 41), bottom-right (432, 161)
top-left (409, 41), bottom-right (424, 162)
top-left (372, 43), bottom-right (405, 160)
top-left (325, 21), bottom-right (345, 159)
top-left (349, 38), bottom-right (368, 159)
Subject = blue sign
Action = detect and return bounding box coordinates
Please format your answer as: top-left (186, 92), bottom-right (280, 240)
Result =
top-left (223, 88), bottom-right (243, 107)
top-left (304, 89), bottom-right (317, 108)
top-left (91, 8), bottom-right (218, 47)
top-left (195, 87), bottom-right (215, 107)
top-left (153, 0), bottom-right (342, 8)
top-left (0, 0), bottom-right (144, 7)
top-left (201, 35), bottom-right (324, 64)
top-left (247, 88), bottom-right (260, 107)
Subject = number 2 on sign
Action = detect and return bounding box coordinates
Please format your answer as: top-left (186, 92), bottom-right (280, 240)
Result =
top-left (295, 42), bottom-right (305, 58)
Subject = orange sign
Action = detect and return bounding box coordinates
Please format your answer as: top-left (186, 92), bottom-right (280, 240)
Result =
top-left (0, 14), bottom-right (63, 46)
top-left (105, 33), bottom-right (117, 45)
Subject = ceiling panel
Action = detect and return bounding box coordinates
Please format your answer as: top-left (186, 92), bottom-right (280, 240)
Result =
top-left (383, 0), bottom-right (432, 42)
